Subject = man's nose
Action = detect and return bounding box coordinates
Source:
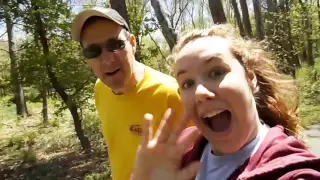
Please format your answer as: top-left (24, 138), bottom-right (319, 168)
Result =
top-left (99, 49), bottom-right (116, 65)
top-left (195, 84), bottom-right (215, 104)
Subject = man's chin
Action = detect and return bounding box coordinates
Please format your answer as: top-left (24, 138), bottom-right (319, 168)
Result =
top-left (101, 81), bottom-right (125, 93)
top-left (111, 87), bottom-right (126, 95)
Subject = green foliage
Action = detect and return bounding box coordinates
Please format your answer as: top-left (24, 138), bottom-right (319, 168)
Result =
top-left (263, 1), bottom-right (320, 73)
top-left (19, 148), bottom-right (37, 163)
top-left (296, 62), bottom-right (320, 105)
top-left (0, 99), bottom-right (108, 179)
top-left (0, 43), bottom-right (11, 97)
top-left (82, 111), bottom-right (105, 147)
top-left (299, 105), bottom-right (320, 127)
top-left (127, 0), bottom-right (145, 39)
top-left (84, 162), bottom-right (112, 180)
top-left (17, 0), bottom-right (97, 117)
top-left (296, 59), bottom-right (320, 127)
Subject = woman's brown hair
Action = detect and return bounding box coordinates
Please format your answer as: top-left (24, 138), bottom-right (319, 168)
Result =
top-left (169, 24), bottom-right (302, 136)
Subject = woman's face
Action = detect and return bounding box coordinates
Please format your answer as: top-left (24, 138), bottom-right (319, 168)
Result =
top-left (174, 36), bottom-right (261, 155)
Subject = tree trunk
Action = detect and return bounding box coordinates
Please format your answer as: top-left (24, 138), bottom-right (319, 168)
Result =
top-left (31, 1), bottom-right (91, 152)
top-left (230, 0), bottom-right (245, 37)
top-left (4, 9), bottom-right (28, 117)
top-left (239, 0), bottom-right (252, 37)
top-left (298, 0), bottom-right (313, 65)
top-left (278, 0), bottom-right (300, 75)
top-left (318, 0), bottom-right (320, 31)
top-left (150, 0), bottom-right (177, 51)
top-left (266, 0), bottom-right (277, 36)
top-left (317, 0), bottom-right (320, 53)
top-left (109, 0), bottom-right (131, 29)
top-left (41, 88), bottom-right (48, 122)
top-left (34, 31), bottom-right (49, 122)
top-left (208, 0), bottom-right (227, 24)
top-left (285, 0), bottom-right (299, 69)
top-left (252, 0), bottom-right (265, 40)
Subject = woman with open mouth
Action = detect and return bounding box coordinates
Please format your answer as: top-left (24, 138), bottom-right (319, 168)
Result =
top-left (131, 24), bottom-right (320, 180)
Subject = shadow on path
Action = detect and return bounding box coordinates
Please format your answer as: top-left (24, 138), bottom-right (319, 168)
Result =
top-left (0, 150), bottom-right (108, 180)
top-left (304, 124), bottom-right (320, 157)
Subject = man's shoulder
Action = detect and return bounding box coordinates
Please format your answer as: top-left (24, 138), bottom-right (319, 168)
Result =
top-left (94, 78), bottom-right (104, 90)
top-left (94, 79), bottom-right (113, 100)
top-left (144, 66), bottom-right (179, 92)
top-left (94, 79), bottom-right (112, 93)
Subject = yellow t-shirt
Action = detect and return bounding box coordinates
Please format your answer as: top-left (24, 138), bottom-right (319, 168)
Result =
top-left (94, 66), bottom-right (184, 180)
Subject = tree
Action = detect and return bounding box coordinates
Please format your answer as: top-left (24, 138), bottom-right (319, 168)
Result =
top-left (110, 0), bottom-right (131, 29)
top-left (252, 0), bottom-right (265, 40)
top-left (150, 0), bottom-right (177, 51)
top-left (317, 0), bottom-right (320, 31)
top-left (208, 0), bottom-right (227, 24)
top-left (1, 0), bottom-right (28, 117)
top-left (231, 0), bottom-right (245, 37)
top-left (239, 0), bottom-right (252, 37)
top-left (265, 0), bottom-right (277, 36)
top-left (279, 0), bottom-right (300, 73)
top-left (299, 0), bottom-right (313, 65)
top-left (30, 0), bottom-right (91, 152)
top-left (126, 0), bottom-right (148, 62)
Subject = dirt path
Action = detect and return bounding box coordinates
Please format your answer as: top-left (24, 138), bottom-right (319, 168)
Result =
top-left (304, 124), bottom-right (320, 157)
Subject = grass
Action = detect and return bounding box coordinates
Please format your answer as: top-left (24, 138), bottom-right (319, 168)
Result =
top-left (299, 105), bottom-right (320, 128)
top-left (0, 97), bottom-right (111, 180)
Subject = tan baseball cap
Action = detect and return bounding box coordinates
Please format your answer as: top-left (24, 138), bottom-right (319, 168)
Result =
top-left (71, 7), bottom-right (130, 42)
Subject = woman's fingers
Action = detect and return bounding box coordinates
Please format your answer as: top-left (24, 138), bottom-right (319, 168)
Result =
top-left (167, 113), bottom-right (190, 144)
top-left (177, 162), bottom-right (202, 180)
top-left (142, 113), bottom-right (153, 147)
top-left (155, 108), bottom-right (175, 143)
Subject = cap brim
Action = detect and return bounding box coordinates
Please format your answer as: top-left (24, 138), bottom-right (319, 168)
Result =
top-left (71, 8), bottom-right (126, 42)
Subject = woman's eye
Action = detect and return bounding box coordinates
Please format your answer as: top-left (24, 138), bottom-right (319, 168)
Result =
top-left (208, 69), bottom-right (225, 79)
top-left (181, 79), bottom-right (195, 89)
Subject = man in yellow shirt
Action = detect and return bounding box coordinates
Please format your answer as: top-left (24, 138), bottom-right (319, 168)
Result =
top-left (71, 7), bottom-right (185, 180)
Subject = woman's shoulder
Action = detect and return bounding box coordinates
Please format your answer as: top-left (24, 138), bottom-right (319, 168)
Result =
top-left (233, 125), bottom-right (320, 179)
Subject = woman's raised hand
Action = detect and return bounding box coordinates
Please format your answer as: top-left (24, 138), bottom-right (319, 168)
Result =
top-left (132, 108), bottom-right (202, 180)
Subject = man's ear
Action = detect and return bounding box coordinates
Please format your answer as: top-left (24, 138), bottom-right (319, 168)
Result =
top-left (248, 70), bottom-right (258, 93)
top-left (129, 34), bottom-right (136, 53)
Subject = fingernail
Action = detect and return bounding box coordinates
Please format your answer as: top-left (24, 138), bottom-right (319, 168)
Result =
top-left (144, 113), bottom-right (153, 120)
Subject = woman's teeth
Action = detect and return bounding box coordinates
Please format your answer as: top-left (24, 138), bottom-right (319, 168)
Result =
top-left (202, 109), bottom-right (225, 118)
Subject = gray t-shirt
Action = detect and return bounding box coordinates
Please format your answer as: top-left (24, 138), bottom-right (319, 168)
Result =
top-left (195, 123), bottom-right (269, 180)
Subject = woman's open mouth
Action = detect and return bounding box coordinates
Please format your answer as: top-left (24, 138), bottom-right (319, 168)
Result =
top-left (201, 110), bottom-right (232, 132)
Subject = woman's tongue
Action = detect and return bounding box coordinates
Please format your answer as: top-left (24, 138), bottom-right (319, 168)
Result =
top-left (206, 110), bottom-right (231, 132)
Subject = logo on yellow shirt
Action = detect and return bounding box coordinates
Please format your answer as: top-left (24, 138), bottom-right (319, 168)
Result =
top-left (129, 124), bottom-right (143, 136)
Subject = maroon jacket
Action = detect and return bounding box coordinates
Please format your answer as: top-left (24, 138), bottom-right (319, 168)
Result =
top-left (180, 125), bottom-right (320, 180)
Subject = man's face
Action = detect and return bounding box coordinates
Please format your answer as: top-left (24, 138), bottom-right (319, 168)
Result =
top-left (81, 18), bottom-right (136, 92)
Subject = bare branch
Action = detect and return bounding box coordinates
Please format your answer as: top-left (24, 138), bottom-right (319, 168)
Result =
top-left (171, 0), bottom-right (177, 20)
top-left (0, 48), bottom-right (9, 53)
top-left (146, 28), bottom-right (167, 65)
top-left (174, 1), bottom-right (190, 29)
top-left (186, 7), bottom-right (195, 29)
top-left (0, 30), bottom-right (7, 38)
top-left (13, 22), bottom-right (33, 29)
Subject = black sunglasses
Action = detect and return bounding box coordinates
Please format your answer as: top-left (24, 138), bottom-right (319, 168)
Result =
top-left (82, 38), bottom-right (127, 59)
